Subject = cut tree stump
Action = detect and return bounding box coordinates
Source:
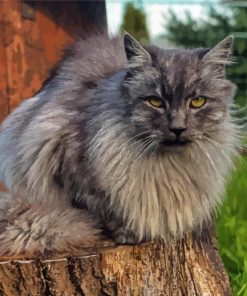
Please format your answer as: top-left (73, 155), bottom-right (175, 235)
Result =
top-left (0, 225), bottom-right (231, 296)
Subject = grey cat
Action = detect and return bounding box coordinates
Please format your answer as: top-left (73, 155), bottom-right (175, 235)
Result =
top-left (0, 32), bottom-right (242, 255)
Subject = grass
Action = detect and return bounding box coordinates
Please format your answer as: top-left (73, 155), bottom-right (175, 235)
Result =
top-left (216, 155), bottom-right (247, 296)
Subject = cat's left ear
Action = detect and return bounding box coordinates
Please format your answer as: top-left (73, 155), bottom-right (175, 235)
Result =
top-left (123, 32), bottom-right (151, 64)
top-left (202, 35), bottom-right (234, 67)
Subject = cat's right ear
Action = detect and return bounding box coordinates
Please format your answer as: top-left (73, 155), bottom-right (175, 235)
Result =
top-left (202, 35), bottom-right (234, 65)
top-left (201, 35), bottom-right (234, 77)
top-left (123, 32), bottom-right (151, 64)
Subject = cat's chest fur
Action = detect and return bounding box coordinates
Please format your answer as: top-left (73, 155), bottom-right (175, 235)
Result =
top-left (89, 133), bottom-right (229, 240)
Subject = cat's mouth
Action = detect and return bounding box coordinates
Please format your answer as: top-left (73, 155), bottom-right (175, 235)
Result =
top-left (161, 139), bottom-right (192, 146)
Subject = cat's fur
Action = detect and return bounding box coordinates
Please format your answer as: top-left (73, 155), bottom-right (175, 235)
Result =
top-left (0, 32), bottom-right (241, 255)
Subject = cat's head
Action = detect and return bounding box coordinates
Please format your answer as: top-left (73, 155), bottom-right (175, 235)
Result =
top-left (118, 33), bottom-right (236, 154)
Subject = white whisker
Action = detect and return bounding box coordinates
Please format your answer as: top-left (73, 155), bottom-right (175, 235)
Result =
top-left (135, 137), bottom-right (155, 160)
top-left (196, 140), bottom-right (218, 176)
top-left (202, 135), bottom-right (232, 165)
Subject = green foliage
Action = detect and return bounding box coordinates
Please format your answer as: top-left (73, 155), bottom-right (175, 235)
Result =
top-left (120, 2), bottom-right (150, 43)
top-left (216, 156), bottom-right (247, 295)
top-left (165, 8), bottom-right (232, 48)
top-left (165, 6), bottom-right (247, 107)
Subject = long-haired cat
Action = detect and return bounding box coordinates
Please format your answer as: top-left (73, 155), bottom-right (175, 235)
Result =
top-left (0, 32), bottom-right (242, 255)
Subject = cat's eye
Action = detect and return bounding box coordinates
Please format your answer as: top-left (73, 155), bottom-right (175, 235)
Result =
top-left (190, 97), bottom-right (207, 108)
top-left (148, 97), bottom-right (163, 108)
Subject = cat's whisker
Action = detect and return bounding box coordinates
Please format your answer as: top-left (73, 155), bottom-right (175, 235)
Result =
top-left (139, 143), bottom-right (153, 159)
top-left (127, 133), bottom-right (154, 152)
top-left (135, 137), bottom-right (155, 160)
top-left (131, 137), bottom-right (150, 160)
top-left (202, 135), bottom-right (233, 164)
top-left (129, 137), bottom-right (153, 156)
top-left (129, 133), bottom-right (156, 148)
top-left (142, 139), bottom-right (158, 158)
top-left (196, 140), bottom-right (218, 176)
top-left (150, 140), bottom-right (160, 158)
top-left (127, 131), bottom-right (151, 142)
top-left (129, 136), bottom-right (154, 148)
top-left (131, 138), bottom-right (159, 168)
top-left (139, 138), bottom-right (157, 159)
top-left (119, 131), bottom-right (151, 154)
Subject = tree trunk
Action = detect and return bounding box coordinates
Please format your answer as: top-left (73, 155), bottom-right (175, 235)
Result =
top-left (0, 225), bottom-right (231, 296)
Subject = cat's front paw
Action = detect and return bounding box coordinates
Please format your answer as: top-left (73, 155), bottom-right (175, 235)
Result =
top-left (111, 226), bottom-right (141, 245)
top-left (105, 219), bottom-right (144, 244)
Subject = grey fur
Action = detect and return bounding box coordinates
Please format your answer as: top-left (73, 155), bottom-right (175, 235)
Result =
top-left (0, 192), bottom-right (101, 256)
top-left (0, 33), bottom-right (242, 254)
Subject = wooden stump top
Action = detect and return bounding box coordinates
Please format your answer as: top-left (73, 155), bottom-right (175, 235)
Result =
top-left (0, 229), bottom-right (232, 296)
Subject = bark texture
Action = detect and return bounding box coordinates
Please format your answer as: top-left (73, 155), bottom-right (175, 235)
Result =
top-left (0, 226), bottom-right (232, 296)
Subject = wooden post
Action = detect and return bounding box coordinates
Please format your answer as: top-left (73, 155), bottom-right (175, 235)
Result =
top-left (0, 225), bottom-right (232, 295)
top-left (0, 0), bottom-right (107, 119)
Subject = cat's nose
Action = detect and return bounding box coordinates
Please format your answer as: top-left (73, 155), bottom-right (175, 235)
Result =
top-left (169, 127), bottom-right (187, 137)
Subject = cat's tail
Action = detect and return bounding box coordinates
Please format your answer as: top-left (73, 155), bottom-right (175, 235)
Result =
top-left (0, 192), bottom-right (102, 256)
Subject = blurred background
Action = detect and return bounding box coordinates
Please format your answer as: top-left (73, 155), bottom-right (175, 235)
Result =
top-left (0, 1), bottom-right (246, 294)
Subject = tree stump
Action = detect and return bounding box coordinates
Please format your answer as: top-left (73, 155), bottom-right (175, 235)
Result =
top-left (0, 225), bottom-right (231, 296)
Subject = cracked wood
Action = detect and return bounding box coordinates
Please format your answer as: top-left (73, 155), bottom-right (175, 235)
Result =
top-left (0, 226), bottom-right (232, 296)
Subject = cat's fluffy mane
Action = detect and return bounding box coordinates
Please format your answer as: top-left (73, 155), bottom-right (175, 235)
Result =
top-left (88, 109), bottom-right (239, 240)
top-left (0, 32), bottom-right (242, 255)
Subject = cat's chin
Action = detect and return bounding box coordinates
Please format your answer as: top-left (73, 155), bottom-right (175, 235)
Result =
top-left (158, 139), bottom-right (192, 152)
top-left (161, 139), bottom-right (192, 146)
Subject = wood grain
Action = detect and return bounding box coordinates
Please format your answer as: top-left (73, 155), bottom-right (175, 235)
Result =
top-left (0, 226), bottom-right (232, 296)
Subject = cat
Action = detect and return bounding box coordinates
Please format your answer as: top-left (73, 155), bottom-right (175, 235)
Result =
top-left (0, 32), bottom-right (242, 255)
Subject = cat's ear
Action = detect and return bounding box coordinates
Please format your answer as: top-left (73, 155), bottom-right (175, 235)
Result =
top-left (201, 35), bottom-right (234, 77)
top-left (123, 32), bottom-right (151, 64)
top-left (202, 35), bottom-right (234, 66)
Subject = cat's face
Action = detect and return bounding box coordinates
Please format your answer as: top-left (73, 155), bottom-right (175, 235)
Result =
top-left (121, 34), bottom-right (236, 153)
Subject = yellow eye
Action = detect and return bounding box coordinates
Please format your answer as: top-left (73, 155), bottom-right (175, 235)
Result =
top-left (148, 97), bottom-right (163, 108)
top-left (190, 97), bottom-right (207, 108)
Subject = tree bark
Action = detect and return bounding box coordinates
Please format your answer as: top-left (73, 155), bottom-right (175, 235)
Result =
top-left (0, 225), bottom-right (231, 296)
